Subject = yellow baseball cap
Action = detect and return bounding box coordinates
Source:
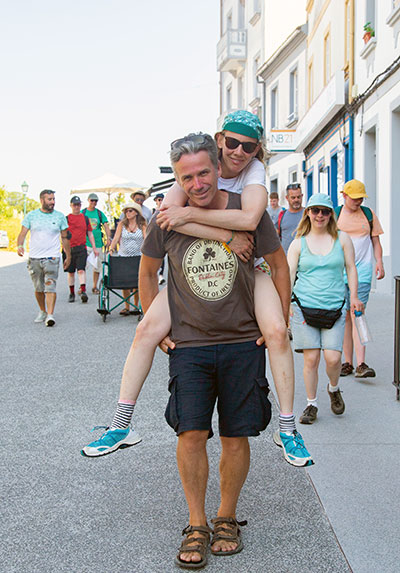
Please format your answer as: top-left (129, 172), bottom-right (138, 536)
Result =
top-left (341, 179), bottom-right (368, 199)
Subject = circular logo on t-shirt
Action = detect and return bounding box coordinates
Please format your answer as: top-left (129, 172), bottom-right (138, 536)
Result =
top-left (182, 239), bottom-right (238, 301)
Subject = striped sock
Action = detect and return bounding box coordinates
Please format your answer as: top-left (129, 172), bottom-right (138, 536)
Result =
top-left (279, 413), bottom-right (296, 434)
top-left (110, 401), bottom-right (135, 430)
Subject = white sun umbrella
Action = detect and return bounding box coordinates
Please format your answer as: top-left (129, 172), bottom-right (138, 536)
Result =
top-left (71, 173), bottom-right (146, 218)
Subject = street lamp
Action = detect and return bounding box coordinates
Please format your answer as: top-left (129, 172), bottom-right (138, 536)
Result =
top-left (21, 181), bottom-right (29, 217)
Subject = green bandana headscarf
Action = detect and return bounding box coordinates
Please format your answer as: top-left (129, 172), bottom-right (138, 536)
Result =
top-left (222, 110), bottom-right (264, 140)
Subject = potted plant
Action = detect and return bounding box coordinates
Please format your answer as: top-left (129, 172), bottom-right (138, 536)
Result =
top-left (363, 22), bottom-right (375, 44)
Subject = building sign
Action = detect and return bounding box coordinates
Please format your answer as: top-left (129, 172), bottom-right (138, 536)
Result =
top-left (268, 129), bottom-right (296, 152)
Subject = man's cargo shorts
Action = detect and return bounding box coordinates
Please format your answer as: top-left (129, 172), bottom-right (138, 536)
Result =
top-left (27, 257), bottom-right (60, 293)
top-left (165, 340), bottom-right (271, 438)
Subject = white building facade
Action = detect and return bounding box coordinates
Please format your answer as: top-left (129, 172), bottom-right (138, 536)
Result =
top-left (352, 0), bottom-right (400, 292)
top-left (217, 0), bottom-right (399, 290)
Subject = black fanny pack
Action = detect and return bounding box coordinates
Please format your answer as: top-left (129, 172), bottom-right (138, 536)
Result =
top-left (292, 294), bottom-right (345, 330)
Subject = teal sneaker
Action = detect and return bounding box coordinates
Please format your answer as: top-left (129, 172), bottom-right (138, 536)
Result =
top-left (81, 426), bottom-right (142, 457)
top-left (273, 430), bottom-right (314, 467)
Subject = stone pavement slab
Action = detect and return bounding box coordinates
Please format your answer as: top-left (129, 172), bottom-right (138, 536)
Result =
top-left (2, 253), bottom-right (349, 572)
top-left (284, 290), bottom-right (400, 573)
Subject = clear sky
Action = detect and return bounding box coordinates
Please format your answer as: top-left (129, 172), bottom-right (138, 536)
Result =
top-left (0, 0), bottom-right (219, 211)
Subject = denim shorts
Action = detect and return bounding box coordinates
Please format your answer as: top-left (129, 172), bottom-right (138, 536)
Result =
top-left (165, 341), bottom-right (271, 438)
top-left (345, 282), bottom-right (371, 311)
top-left (27, 258), bottom-right (60, 293)
top-left (291, 303), bottom-right (346, 353)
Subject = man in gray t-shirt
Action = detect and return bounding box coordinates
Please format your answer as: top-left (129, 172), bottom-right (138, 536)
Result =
top-left (279, 184), bottom-right (304, 254)
top-left (266, 191), bottom-right (283, 228)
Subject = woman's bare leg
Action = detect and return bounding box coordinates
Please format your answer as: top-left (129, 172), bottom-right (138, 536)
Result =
top-left (302, 349), bottom-right (321, 400)
top-left (119, 287), bottom-right (170, 402)
top-left (254, 271), bottom-right (294, 414)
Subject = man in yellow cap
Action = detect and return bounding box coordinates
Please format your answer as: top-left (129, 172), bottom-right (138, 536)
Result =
top-left (335, 179), bottom-right (384, 378)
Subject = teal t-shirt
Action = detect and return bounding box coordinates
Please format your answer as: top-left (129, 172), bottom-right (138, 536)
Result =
top-left (293, 235), bottom-right (345, 310)
top-left (81, 208), bottom-right (108, 248)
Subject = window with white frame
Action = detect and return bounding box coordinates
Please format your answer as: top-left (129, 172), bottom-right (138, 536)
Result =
top-left (308, 60), bottom-right (314, 107)
top-left (254, 0), bottom-right (261, 13)
top-left (226, 11), bottom-right (232, 32)
top-left (271, 85), bottom-right (278, 129)
top-left (289, 67), bottom-right (298, 121)
top-left (253, 55), bottom-right (260, 99)
top-left (324, 31), bottom-right (331, 86)
top-left (237, 76), bottom-right (243, 109)
top-left (365, 0), bottom-right (376, 36)
top-left (238, 0), bottom-right (245, 29)
top-left (289, 168), bottom-right (298, 183)
top-left (270, 177), bottom-right (278, 195)
top-left (226, 84), bottom-right (232, 112)
top-left (345, 0), bottom-right (351, 70)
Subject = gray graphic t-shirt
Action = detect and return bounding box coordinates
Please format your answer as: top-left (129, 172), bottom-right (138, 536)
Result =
top-left (280, 209), bottom-right (304, 254)
top-left (142, 192), bottom-right (280, 348)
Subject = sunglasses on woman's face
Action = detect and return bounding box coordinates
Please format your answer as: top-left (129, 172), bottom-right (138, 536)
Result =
top-left (125, 209), bottom-right (135, 213)
top-left (309, 207), bottom-right (331, 216)
top-left (224, 136), bottom-right (258, 154)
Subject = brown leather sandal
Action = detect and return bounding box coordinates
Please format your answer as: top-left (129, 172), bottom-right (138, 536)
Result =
top-left (210, 516), bottom-right (247, 556)
top-left (174, 524), bottom-right (212, 569)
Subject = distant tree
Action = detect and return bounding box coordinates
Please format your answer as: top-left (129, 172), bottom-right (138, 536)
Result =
top-left (0, 187), bottom-right (13, 218)
top-left (107, 193), bottom-right (126, 224)
top-left (7, 191), bottom-right (39, 215)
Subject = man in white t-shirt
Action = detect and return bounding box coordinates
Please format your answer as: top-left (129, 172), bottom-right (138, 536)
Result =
top-left (17, 189), bottom-right (71, 327)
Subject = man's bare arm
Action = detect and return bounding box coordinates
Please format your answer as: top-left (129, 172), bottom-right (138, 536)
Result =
top-left (372, 235), bottom-right (385, 279)
top-left (17, 226), bottom-right (29, 256)
top-left (61, 230), bottom-right (71, 270)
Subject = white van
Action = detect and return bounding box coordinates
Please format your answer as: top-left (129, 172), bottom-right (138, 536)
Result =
top-left (0, 230), bottom-right (10, 248)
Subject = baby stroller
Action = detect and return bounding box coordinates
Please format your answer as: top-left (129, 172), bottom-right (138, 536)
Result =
top-left (97, 253), bottom-right (143, 322)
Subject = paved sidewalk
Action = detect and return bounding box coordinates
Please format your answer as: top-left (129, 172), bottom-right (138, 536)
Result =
top-left (1, 252), bottom-right (398, 572)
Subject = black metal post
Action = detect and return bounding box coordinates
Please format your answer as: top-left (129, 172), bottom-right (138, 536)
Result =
top-left (394, 276), bottom-right (400, 400)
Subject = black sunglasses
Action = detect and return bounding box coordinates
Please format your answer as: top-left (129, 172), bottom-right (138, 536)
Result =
top-left (170, 133), bottom-right (213, 149)
top-left (89, 199), bottom-right (98, 203)
top-left (125, 208), bottom-right (136, 213)
top-left (224, 136), bottom-right (258, 154)
top-left (309, 207), bottom-right (332, 216)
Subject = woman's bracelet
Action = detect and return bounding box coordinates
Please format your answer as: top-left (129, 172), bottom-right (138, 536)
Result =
top-left (225, 231), bottom-right (235, 246)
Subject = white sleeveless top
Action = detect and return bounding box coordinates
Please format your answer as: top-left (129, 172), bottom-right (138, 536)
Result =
top-left (119, 226), bottom-right (144, 256)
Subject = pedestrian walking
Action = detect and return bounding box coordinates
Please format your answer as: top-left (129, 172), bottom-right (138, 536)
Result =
top-left (278, 183), bottom-right (304, 254)
top-left (267, 191), bottom-right (284, 229)
top-left (109, 202), bottom-right (146, 316)
top-left (17, 189), bottom-right (71, 327)
top-left (335, 179), bottom-right (385, 378)
top-left (81, 193), bottom-right (111, 294)
top-left (287, 194), bottom-right (363, 425)
top-left (130, 190), bottom-right (152, 223)
top-left (64, 196), bottom-right (99, 303)
top-left (153, 193), bottom-right (166, 284)
top-left (140, 133), bottom-right (280, 567)
top-left (81, 111), bottom-right (312, 469)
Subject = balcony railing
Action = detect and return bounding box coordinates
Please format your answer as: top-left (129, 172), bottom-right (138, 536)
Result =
top-left (217, 29), bottom-right (247, 73)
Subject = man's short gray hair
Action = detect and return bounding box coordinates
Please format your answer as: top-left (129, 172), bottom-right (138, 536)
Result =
top-left (170, 133), bottom-right (218, 171)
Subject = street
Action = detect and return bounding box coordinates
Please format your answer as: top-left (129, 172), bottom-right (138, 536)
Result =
top-left (1, 252), bottom-right (399, 573)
